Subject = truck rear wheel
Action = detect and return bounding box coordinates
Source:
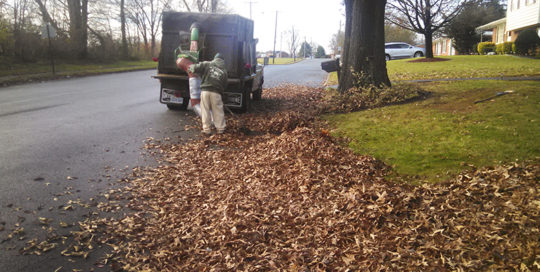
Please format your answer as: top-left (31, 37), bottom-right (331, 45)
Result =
top-left (167, 103), bottom-right (188, 110)
top-left (252, 88), bottom-right (262, 101)
top-left (239, 88), bottom-right (251, 113)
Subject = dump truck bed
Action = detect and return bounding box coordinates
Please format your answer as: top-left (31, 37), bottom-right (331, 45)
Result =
top-left (159, 11), bottom-right (254, 79)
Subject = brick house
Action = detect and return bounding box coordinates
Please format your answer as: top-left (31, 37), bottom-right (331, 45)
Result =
top-left (433, 37), bottom-right (458, 56)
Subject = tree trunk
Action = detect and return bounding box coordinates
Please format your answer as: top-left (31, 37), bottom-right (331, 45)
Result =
top-left (67, 0), bottom-right (88, 59)
top-left (339, 0), bottom-right (390, 92)
top-left (120, 0), bottom-right (129, 59)
top-left (424, 31), bottom-right (434, 58)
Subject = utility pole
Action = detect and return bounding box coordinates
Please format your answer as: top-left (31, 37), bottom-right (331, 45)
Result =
top-left (272, 10), bottom-right (278, 64)
top-left (245, 0), bottom-right (257, 19)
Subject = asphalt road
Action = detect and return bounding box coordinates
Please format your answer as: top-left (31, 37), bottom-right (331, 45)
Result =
top-left (0, 58), bottom-right (328, 271)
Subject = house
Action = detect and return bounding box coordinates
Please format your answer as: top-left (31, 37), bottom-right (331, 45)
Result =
top-left (476, 0), bottom-right (540, 43)
top-left (433, 37), bottom-right (458, 56)
top-left (262, 50), bottom-right (290, 58)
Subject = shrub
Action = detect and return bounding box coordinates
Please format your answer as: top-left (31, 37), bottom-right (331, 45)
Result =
top-left (514, 29), bottom-right (540, 55)
top-left (496, 42), bottom-right (514, 55)
top-left (477, 42), bottom-right (496, 55)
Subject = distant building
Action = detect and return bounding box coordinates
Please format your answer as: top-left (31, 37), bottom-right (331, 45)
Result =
top-left (262, 50), bottom-right (289, 58)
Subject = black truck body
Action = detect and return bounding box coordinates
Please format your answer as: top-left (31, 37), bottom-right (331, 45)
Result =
top-left (154, 12), bottom-right (264, 112)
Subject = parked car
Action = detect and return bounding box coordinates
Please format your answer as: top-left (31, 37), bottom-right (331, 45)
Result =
top-left (385, 42), bottom-right (425, 61)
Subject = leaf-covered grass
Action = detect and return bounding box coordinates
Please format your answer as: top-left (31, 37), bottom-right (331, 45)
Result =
top-left (256, 57), bottom-right (303, 65)
top-left (325, 80), bottom-right (540, 182)
top-left (325, 55), bottom-right (540, 85)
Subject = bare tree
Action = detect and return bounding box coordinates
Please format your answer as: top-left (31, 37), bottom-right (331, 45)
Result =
top-left (127, 0), bottom-right (171, 57)
top-left (67, 0), bottom-right (89, 59)
top-left (339, 0), bottom-right (390, 92)
top-left (287, 26), bottom-right (299, 61)
top-left (386, 0), bottom-right (468, 58)
top-left (180, 0), bottom-right (224, 13)
top-left (120, 0), bottom-right (128, 58)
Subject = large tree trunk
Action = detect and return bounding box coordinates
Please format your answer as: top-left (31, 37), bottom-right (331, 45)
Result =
top-left (120, 0), bottom-right (129, 59)
top-left (424, 31), bottom-right (434, 58)
top-left (339, 0), bottom-right (390, 92)
top-left (67, 0), bottom-right (88, 59)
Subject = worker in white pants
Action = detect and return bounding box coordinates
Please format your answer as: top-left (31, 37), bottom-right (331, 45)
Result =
top-left (189, 53), bottom-right (228, 135)
top-left (200, 91), bottom-right (225, 134)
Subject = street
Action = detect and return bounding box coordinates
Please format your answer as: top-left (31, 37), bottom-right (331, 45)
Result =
top-left (0, 58), bottom-right (328, 271)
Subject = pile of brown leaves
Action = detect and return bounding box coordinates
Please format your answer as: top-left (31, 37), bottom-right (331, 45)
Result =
top-left (319, 83), bottom-right (428, 114)
top-left (101, 85), bottom-right (539, 271)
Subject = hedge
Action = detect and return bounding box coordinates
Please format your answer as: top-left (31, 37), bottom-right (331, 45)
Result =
top-left (496, 42), bottom-right (514, 55)
top-left (478, 42), bottom-right (496, 55)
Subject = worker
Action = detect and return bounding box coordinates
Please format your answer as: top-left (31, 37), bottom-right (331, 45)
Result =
top-left (189, 53), bottom-right (228, 135)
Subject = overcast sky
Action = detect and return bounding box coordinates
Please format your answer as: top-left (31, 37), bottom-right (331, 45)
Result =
top-left (226, 0), bottom-right (345, 54)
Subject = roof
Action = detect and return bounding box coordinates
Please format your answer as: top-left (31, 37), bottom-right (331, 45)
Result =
top-left (476, 17), bottom-right (506, 31)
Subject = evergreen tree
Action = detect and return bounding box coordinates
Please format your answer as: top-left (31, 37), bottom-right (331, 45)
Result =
top-left (444, 0), bottom-right (506, 54)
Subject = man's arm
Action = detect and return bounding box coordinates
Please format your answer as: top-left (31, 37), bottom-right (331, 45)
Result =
top-left (189, 61), bottom-right (210, 76)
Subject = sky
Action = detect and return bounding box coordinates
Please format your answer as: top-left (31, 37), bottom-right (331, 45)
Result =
top-left (225, 0), bottom-right (345, 54)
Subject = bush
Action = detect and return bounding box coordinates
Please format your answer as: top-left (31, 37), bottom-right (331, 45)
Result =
top-left (514, 29), bottom-right (540, 55)
top-left (496, 42), bottom-right (514, 55)
top-left (477, 42), bottom-right (496, 55)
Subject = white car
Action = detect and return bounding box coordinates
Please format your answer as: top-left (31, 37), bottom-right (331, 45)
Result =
top-left (385, 42), bottom-right (425, 61)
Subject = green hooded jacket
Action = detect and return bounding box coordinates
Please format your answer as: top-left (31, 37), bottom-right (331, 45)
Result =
top-left (189, 57), bottom-right (228, 94)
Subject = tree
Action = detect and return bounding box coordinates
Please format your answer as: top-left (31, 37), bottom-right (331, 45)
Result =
top-left (315, 45), bottom-right (326, 58)
top-left (287, 26), bottom-right (299, 61)
top-left (444, 0), bottom-right (505, 54)
top-left (67, 0), bottom-right (89, 59)
top-left (297, 41), bottom-right (312, 58)
top-left (387, 0), bottom-right (469, 58)
top-left (329, 29), bottom-right (344, 56)
top-left (128, 0), bottom-right (171, 57)
top-left (339, 0), bottom-right (390, 92)
top-left (385, 23), bottom-right (417, 44)
top-left (120, 0), bottom-right (128, 59)
top-left (180, 0), bottom-right (226, 13)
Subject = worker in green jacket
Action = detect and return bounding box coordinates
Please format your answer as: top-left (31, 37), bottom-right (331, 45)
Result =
top-left (189, 53), bottom-right (228, 134)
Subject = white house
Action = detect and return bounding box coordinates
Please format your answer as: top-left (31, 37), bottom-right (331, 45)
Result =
top-left (476, 0), bottom-right (540, 43)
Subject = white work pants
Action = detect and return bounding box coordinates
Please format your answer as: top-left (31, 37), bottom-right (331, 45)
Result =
top-left (200, 91), bottom-right (226, 133)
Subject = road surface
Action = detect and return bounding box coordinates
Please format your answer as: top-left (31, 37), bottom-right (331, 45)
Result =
top-left (0, 58), bottom-right (328, 271)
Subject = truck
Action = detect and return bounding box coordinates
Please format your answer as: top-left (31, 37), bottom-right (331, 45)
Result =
top-left (154, 11), bottom-right (264, 113)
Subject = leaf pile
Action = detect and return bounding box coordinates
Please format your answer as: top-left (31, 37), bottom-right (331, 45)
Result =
top-left (319, 83), bottom-right (428, 114)
top-left (100, 85), bottom-right (539, 271)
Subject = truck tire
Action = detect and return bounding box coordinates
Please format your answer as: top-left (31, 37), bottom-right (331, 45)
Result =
top-left (166, 102), bottom-right (188, 110)
top-left (252, 77), bottom-right (264, 101)
top-left (239, 88), bottom-right (251, 113)
top-left (252, 88), bottom-right (262, 101)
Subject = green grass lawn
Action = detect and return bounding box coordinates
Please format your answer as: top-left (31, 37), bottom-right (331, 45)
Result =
top-left (325, 80), bottom-right (540, 182)
top-left (326, 55), bottom-right (540, 85)
top-left (0, 60), bottom-right (157, 77)
top-left (256, 57), bottom-right (303, 65)
top-left (0, 59), bottom-right (157, 86)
